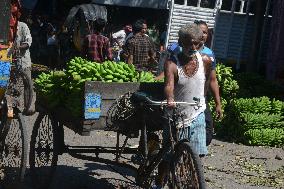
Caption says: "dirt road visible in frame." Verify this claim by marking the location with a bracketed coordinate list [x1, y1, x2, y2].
[15, 114, 284, 189]
[204, 139, 284, 189]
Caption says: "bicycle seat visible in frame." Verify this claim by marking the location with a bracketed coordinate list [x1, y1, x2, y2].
[130, 92, 153, 104]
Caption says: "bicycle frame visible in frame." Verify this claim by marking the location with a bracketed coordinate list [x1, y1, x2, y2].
[133, 92, 200, 157]
[0, 51, 31, 119]
[136, 96, 200, 187]
[139, 110, 174, 165]
[6, 48, 34, 116]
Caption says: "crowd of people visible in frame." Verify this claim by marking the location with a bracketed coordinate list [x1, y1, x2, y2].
[81, 18, 164, 72]
[25, 14, 68, 69]
[20, 14, 166, 71]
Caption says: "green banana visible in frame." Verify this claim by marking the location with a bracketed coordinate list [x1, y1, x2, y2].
[108, 61, 116, 72]
[105, 69, 114, 75]
[105, 75, 114, 80]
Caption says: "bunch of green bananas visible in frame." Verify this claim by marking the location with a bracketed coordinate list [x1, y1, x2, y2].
[215, 64, 239, 99]
[244, 128, 284, 146]
[137, 70, 155, 82]
[232, 97, 272, 114]
[34, 70, 68, 108]
[35, 69, 85, 116]
[65, 57, 156, 83]
[209, 63, 284, 147]
[231, 97, 284, 115]
[217, 97, 284, 146]
[34, 57, 161, 117]
[271, 99, 284, 114]
[241, 112, 284, 130]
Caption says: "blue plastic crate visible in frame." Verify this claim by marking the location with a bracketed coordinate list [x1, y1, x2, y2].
[0, 61, 11, 89]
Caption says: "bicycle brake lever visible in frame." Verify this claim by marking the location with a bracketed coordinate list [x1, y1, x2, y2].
[193, 97, 200, 103]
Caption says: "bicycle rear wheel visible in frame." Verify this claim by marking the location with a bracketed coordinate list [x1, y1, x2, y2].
[9, 68, 33, 114]
[168, 142, 205, 189]
[0, 112, 28, 187]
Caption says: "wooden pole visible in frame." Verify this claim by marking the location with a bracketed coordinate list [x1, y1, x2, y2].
[224, 0, 237, 59]
[266, 0, 284, 82]
[247, 0, 266, 73]
[197, 0, 201, 7]
[236, 0, 251, 71]
[256, 0, 271, 73]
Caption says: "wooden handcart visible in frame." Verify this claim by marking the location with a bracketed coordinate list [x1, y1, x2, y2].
[29, 81, 164, 188]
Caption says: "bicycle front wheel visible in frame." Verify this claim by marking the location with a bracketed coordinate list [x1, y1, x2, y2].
[0, 112, 28, 186]
[169, 142, 206, 189]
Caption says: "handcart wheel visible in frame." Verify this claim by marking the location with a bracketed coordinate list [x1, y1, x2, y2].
[0, 111, 28, 187]
[29, 110, 59, 189]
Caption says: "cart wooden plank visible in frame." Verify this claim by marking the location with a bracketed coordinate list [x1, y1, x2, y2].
[37, 81, 164, 136]
[83, 81, 164, 133]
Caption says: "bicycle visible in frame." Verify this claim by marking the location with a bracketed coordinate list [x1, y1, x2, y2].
[0, 52, 33, 186]
[130, 92, 206, 189]
[9, 48, 34, 115]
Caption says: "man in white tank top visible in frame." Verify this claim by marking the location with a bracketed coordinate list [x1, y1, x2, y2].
[152, 23, 217, 189]
[164, 23, 213, 156]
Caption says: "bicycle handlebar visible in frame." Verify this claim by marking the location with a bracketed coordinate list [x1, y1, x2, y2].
[132, 92, 201, 107]
[146, 99, 200, 107]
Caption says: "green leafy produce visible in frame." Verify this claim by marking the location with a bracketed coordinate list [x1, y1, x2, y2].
[217, 97, 284, 146]
[208, 63, 284, 147]
[244, 128, 284, 146]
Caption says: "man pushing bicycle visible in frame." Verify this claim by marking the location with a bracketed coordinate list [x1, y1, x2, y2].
[152, 23, 222, 189]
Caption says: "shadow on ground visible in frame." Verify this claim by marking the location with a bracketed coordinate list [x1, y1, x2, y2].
[21, 162, 138, 189]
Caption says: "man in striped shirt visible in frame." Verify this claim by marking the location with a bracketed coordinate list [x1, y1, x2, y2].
[123, 19, 156, 71]
[82, 18, 113, 63]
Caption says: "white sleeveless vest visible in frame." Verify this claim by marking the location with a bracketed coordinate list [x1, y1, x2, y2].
[174, 52, 206, 120]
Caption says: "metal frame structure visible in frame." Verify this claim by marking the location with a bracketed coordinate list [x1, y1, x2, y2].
[165, 0, 221, 48]
[165, 0, 272, 69]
